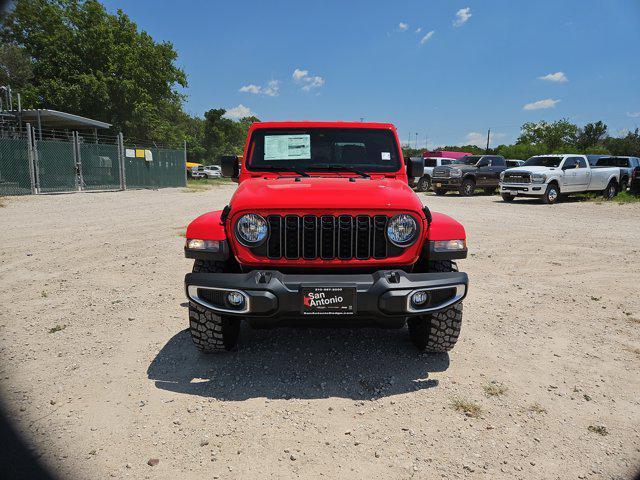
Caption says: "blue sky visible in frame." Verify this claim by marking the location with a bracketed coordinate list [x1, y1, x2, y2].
[103, 0, 640, 149]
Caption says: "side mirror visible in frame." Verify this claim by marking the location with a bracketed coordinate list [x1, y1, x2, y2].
[220, 155, 240, 178]
[406, 156, 424, 178]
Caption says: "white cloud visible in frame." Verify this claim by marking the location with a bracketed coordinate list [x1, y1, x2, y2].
[239, 79, 280, 97]
[539, 72, 568, 83]
[420, 30, 435, 44]
[398, 22, 409, 31]
[453, 7, 472, 27]
[523, 98, 560, 110]
[627, 111, 640, 118]
[292, 68, 325, 91]
[414, 27, 422, 33]
[223, 104, 255, 120]
[464, 131, 506, 148]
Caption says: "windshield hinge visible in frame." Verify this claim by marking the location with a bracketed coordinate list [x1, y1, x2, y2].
[220, 205, 231, 225]
[422, 206, 432, 226]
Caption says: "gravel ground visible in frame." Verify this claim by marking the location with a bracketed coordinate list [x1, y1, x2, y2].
[0, 186, 639, 480]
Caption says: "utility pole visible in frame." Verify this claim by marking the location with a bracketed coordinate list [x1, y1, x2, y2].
[407, 132, 411, 148]
[486, 128, 491, 152]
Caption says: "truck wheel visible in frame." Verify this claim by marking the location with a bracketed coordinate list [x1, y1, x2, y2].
[459, 179, 475, 196]
[501, 193, 515, 202]
[434, 189, 447, 196]
[602, 180, 618, 200]
[416, 176, 431, 192]
[408, 260, 463, 353]
[188, 260, 241, 353]
[542, 183, 560, 204]
[620, 178, 628, 193]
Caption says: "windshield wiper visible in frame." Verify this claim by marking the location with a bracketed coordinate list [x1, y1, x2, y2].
[253, 166, 309, 177]
[306, 164, 370, 178]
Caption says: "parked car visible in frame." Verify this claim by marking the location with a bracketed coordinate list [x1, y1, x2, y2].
[631, 161, 640, 195]
[593, 156, 640, 192]
[190, 165, 206, 179]
[412, 157, 460, 192]
[431, 155, 509, 196]
[183, 121, 469, 353]
[506, 159, 524, 167]
[202, 165, 222, 178]
[500, 154, 620, 204]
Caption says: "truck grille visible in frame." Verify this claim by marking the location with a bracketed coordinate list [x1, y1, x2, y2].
[503, 172, 531, 183]
[265, 214, 388, 260]
[432, 167, 451, 178]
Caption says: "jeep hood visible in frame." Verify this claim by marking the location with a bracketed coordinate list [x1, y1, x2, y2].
[229, 177, 425, 213]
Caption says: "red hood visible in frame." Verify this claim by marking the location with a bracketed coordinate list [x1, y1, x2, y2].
[229, 176, 425, 214]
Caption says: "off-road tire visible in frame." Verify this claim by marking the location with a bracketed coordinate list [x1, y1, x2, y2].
[602, 180, 618, 200]
[459, 178, 476, 196]
[434, 189, 447, 196]
[408, 260, 463, 352]
[189, 260, 241, 353]
[501, 193, 515, 202]
[620, 178, 628, 193]
[542, 183, 560, 205]
[416, 176, 431, 192]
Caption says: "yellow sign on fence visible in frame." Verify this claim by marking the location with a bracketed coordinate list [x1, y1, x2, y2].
[135, 149, 145, 158]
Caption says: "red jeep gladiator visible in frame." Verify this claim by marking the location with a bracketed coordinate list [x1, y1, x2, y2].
[184, 122, 469, 353]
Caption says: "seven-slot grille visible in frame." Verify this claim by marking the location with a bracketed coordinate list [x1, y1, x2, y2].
[265, 214, 389, 260]
[503, 171, 531, 183]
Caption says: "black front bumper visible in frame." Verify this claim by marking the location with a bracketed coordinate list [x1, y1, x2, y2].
[185, 269, 468, 326]
[431, 178, 462, 189]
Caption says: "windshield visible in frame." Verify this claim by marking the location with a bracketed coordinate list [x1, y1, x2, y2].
[596, 157, 627, 167]
[524, 156, 563, 167]
[459, 155, 482, 165]
[247, 128, 401, 173]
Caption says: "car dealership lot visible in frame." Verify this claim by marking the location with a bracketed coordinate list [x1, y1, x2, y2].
[0, 187, 639, 479]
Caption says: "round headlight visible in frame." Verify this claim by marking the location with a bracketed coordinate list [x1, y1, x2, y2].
[386, 214, 418, 247]
[235, 214, 268, 246]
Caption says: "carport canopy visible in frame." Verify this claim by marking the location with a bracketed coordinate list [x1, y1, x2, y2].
[13, 109, 111, 130]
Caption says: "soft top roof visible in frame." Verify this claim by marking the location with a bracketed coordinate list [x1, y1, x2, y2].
[250, 121, 396, 131]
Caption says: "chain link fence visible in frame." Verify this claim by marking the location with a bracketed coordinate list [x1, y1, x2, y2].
[0, 124, 187, 196]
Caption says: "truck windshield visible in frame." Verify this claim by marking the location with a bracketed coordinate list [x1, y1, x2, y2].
[524, 156, 563, 167]
[596, 157, 627, 167]
[459, 156, 482, 165]
[247, 128, 401, 173]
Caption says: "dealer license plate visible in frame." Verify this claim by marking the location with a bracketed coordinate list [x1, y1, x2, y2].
[301, 287, 356, 315]
[435, 182, 442, 187]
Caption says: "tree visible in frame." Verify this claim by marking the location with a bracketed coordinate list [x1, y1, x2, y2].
[517, 119, 578, 151]
[495, 143, 547, 160]
[576, 121, 608, 150]
[202, 109, 259, 161]
[0, 43, 33, 88]
[604, 129, 640, 157]
[1, 0, 187, 143]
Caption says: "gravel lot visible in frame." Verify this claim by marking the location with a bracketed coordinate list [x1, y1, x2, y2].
[1, 186, 639, 479]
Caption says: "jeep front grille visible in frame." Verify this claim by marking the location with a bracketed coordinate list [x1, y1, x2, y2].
[264, 214, 388, 260]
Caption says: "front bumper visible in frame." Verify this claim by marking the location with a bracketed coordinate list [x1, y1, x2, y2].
[185, 269, 468, 324]
[500, 183, 545, 196]
[432, 177, 462, 189]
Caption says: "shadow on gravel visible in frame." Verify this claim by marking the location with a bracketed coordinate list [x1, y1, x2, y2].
[147, 326, 449, 400]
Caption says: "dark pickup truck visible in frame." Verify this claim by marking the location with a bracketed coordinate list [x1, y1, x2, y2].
[431, 155, 509, 196]
[593, 156, 640, 192]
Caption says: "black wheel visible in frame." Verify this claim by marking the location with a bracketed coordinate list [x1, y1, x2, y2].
[434, 189, 447, 196]
[408, 260, 463, 353]
[620, 178, 628, 193]
[459, 178, 476, 196]
[188, 260, 241, 353]
[602, 180, 618, 200]
[501, 193, 515, 202]
[542, 183, 560, 204]
[483, 187, 496, 195]
[416, 176, 431, 192]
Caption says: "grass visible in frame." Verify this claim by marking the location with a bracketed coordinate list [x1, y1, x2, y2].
[573, 190, 640, 204]
[48, 324, 66, 334]
[588, 425, 609, 436]
[527, 403, 547, 414]
[183, 177, 234, 192]
[483, 381, 507, 397]
[451, 398, 483, 418]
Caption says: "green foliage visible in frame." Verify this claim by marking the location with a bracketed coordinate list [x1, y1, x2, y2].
[1, 0, 187, 144]
[604, 129, 640, 157]
[517, 119, 579, 151]
[495, 142, 547, 160]
[576, 121, 608, 150]
[0, 43, 33, 88]
[203, 109, 258, 160]
[436, 145, 486, 155]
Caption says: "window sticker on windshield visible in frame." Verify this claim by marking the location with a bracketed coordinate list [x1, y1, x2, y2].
[381, 152, 391, 160]
[264, 135, 311, 160]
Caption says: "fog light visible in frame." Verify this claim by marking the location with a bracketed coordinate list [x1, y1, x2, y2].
[226, 291, 245, 307]
[411, 290, 429, 307]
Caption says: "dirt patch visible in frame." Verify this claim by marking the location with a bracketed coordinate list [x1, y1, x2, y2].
[0, 188, 639, 479]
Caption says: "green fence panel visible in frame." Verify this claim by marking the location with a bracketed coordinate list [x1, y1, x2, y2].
[36, 139, 77, 193]
[0, 137, 32, 196]
[124, 147, 185, 189]
[80, 143, 121, 190]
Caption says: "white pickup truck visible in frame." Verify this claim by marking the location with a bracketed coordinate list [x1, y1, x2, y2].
[499, 154, 620, 204]
[412, 157, 460, 191]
